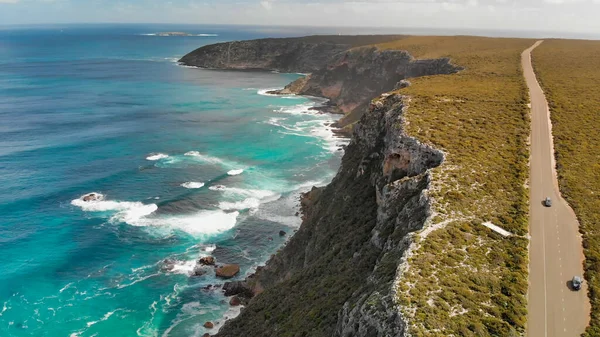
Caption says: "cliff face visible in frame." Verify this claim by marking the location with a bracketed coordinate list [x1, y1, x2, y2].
[178, 35, 406, 73]
[216, 94, 444, 337]
[277, 48, 460, 126]
[180, 37, 461, 128]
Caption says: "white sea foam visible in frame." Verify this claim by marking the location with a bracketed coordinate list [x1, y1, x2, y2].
[274, 118, 349, 153]
[257, 88, 282, 96]
[146, 153, 169, 161]
[210, 185, 276, 199]
[227, 169, 244, 176]
[0, 301, 9, 317]
[59, 282, 74, 294]
[71, 194, 159, 223]
[140, 33, 218, 37]
[203, 244, 216, 253]
[180, 182, 205, 189]
[72, 193, 238, 236]
[169, 260, 197, 275]
[128, 210, 240, 236]
[275, 103, 319, 116]
[212, 305, 243, 333]
[218, 198, 261, 211]
[86, 309, 120, 328]
[184, 151, 223, 164]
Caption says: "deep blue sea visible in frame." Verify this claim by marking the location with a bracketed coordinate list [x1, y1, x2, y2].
[0, 24, 347, 337]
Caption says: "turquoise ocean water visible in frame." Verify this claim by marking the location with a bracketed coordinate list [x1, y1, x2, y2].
[0, 24, 347, 336]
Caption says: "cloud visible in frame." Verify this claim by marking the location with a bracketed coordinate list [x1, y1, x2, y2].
[0, 0, 20, 3]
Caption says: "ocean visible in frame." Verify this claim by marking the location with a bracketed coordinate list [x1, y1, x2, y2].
[0, 24, 347, 337]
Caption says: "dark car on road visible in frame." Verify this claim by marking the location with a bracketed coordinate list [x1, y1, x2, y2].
[544, 197, 552, 207]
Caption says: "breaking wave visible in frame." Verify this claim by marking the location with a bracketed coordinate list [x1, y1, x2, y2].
[227, 169, 244, 176]
[180, 182, 205, 189]
[146, 153, 169, 161]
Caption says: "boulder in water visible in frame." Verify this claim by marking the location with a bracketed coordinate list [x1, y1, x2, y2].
[279, 230, 287, 237]
[198, 256, 215, 266]
[215, 264, 240, 278]
[82, 193, 101, 202]
[203, 321, 214, 329]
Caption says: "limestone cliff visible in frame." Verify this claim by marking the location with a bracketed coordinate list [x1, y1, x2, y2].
[274, 47, 460, 126]
[180, 37, 461, 128]
[215, 94, 444, 337]
[178, 35, 405, 73]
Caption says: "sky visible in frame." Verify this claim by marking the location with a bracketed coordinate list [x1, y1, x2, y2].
[1, 0, 599, 36]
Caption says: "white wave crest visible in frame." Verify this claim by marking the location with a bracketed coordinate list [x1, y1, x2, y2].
[72, 193, 158, 225]
[169, 260, 197, 275]
[180, 182, 205, 189]
[227, 169, 244, 176]
[86, 309, 120, 328]
[209, 185, 276, 199]
[128, 210, 239, 236]
[203, 244, 216, 253]
[146, 153, 169, 161]
[275, 103, 319, 116]
[218, 198, 261, 211]
[257, 88, 282, 96]
[184, 151, 224, 164]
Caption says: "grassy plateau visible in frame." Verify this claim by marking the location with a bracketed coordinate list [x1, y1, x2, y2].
[376, 36, 534, 336]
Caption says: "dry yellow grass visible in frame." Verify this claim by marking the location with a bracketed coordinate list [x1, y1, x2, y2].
[532, 39, 600, 337]
[377, 36, 534, 336]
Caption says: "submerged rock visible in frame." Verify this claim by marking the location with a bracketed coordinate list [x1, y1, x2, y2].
[198, 256, 216, 266]
[215, 264, 240, 279]
[82, 193, 101, 202]
[193, 266, 207, 277]
[279, 230, 287, 237]
[160, 259, 176, 272]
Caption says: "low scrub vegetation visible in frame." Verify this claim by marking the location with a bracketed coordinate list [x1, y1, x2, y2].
[533, 39, 600, 336]
[377, 36, 533, 336]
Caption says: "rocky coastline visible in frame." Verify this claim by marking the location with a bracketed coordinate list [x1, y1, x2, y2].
[178, 36, 461, 336]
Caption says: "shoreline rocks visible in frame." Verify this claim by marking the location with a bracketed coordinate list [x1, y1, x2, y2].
[215, 264, 240, 279]
[198, 256, 216, 266]
[82, 193, 101, 202]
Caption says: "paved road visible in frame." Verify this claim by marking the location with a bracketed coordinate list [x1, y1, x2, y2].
[524, 41, 590, 337]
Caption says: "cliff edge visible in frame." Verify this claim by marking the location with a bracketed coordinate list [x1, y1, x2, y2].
[178, 35, 405, 73]
[180, 36, 467, 336]
[215, 93, 443, 337]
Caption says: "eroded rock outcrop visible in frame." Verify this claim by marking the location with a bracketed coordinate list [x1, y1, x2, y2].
[178, 35, 405, 73]
[215, 93, 443, 337]
[272, 48, 460, 126]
